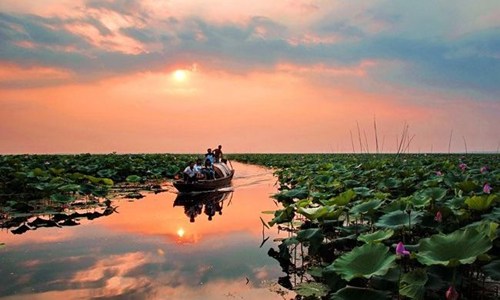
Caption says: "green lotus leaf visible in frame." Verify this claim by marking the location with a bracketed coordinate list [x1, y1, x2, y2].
[350, 199, 382, 215]
[375, 210, 423, 229]
[57, 184, 81, 192]
[421, 187, 447, 201]
[294, 282, 329, 297]
[399, 269, 428, 300]
[165, 165, 180, 176]
[298, 206, 329, 220]
[465, 195, 497, 211]
[326, 189, 356, 206]
[331, 243, 396, 281]
[268, 206, 294, 226]
[50, 193, 75, 202]
[125, 175, 142, 183]
[273, 187, 308, 201]
[97, 169, 117, 178]
[358, 229, 394, 244]
[353, 187, 372, 197]
[330, 287, 390, 300]
[483, 260, 500, 280]
[457, 180, 479, 192]
[416, 228, 492, 267]
[297, 228, 324, 254]
[100, 178, 114, 186]
[465, 221, 498, 241]
[483, 207, 500, 222]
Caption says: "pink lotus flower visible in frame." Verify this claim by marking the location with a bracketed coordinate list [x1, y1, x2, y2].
[446, 286, 459, 300]
[396, 242, 410, 256]
[483, 183, 492, 194]
[480, 166, 488, 173]
[459, 163, 467, 171]
[435, 171, 443, 176]
[435, 211, 442, 222]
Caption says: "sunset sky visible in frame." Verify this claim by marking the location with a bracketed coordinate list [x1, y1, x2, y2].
[1, 0, 499, 153]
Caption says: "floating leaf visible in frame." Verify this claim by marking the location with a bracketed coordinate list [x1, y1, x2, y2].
[330, 287, 390, 300]
[273, 187, 308, 202]
[421, 187, 447, 201]
[294, 282, 329, 297]
[331, 243, 396, 281]
[50, 193, 75, 202]
[416, 228, 492, 267]
[125, 175, 142, 183]
[375, 210, 423, 229]
[358, 229, 394, 244]
[399, 269, 428, 300]
[326, 189, 356, 206]
[350, 199, 382, 215]
[465, 195, 497, 211]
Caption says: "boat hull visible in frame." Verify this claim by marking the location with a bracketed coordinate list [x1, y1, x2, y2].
[173, 169, 234, 193]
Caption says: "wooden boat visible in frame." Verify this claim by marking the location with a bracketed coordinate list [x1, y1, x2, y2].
[173, 161, 235, 193]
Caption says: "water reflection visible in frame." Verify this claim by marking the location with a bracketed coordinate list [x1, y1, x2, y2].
[174, 191, 232, 222]
[0, 198, 117, 235]
[0, 162, 293, 299]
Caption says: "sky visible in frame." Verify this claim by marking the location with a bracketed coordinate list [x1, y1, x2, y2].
[0, 0, 499, 154]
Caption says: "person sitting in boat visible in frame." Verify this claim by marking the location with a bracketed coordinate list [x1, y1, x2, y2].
[213, 145, 223, 162]
[183, 161, 197, 183]
[194, 158, 205, 179]
[205, 148, 215, 164]
[202, 159, 215, 180]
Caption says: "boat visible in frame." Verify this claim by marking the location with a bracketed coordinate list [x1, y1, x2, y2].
[173, 161, 235, 193]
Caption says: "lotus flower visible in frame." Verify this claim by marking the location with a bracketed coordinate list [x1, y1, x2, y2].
[483, 183, 492, 194]
[480, 166, 488, 173]
[435, 171, 443, 176]
[396, 242, 410, 256]
[459, 163, 467, 171]
[446, 286, 459, 300]
[434, 211, 442, 223]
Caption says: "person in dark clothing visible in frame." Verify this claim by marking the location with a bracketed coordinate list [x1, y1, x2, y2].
[213, 145, 223, 162]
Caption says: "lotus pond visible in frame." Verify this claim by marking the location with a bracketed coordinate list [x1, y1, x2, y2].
[228, 153, 500, 299]
[1, 153, 499, 300]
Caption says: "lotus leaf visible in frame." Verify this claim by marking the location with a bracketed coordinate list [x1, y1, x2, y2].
[353, 187, 372, 197]
[330, 287, 390, 300]
[375, 210, 423, 229]
[483, 207, 500, 222]
[331, 243, 396, 281]
[297, 206, 328, 220]
[416, 228, 492, 267]
[350, 199, 382, 215]
[465, 221, 498, 241]
[399, 269, 428, 300]
[483, 260, 500, 280]
[325, 189, 356, 206]
[50, 193, 75, 202]
[294, 282, 329, 297]
[125, 175, 142, 183]
[421, 187, 447, 201]
[165, 165, 180, 176]
[358, 229, 394, 244]
[273, 187, 308, 201]
[465, 195, 497, 211]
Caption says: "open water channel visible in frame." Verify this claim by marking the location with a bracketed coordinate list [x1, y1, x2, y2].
[0, 162, 294, 299]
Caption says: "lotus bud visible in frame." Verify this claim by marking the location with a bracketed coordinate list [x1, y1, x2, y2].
[434, 211, 442, 223]
[435, 171, 443, 176]
[480, 166, 488, 173]
[483, 183, 492, 194]
[396, 242, 410, 256]
[446, 286, 459, 300]
[459, 163, 467, 171]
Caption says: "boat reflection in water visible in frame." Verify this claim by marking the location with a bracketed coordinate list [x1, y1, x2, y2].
[173, 190, 233, 222]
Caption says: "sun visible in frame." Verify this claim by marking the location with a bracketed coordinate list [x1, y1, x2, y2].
[173, 69, 188, 82]
[177, 228, 185, 238]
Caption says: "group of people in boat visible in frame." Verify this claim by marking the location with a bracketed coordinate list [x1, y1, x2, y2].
[182, 145, 224, 182]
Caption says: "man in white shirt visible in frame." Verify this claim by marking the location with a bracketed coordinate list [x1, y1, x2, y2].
[183, 161, 197, 182]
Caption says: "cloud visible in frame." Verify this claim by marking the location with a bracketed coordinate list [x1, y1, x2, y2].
[0, 0, 498, 97]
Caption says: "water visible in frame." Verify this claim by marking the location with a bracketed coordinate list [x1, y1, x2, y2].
[0, 162, 293, 299]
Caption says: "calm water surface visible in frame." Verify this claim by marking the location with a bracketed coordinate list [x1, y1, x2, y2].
[0, 162, 293, 299]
